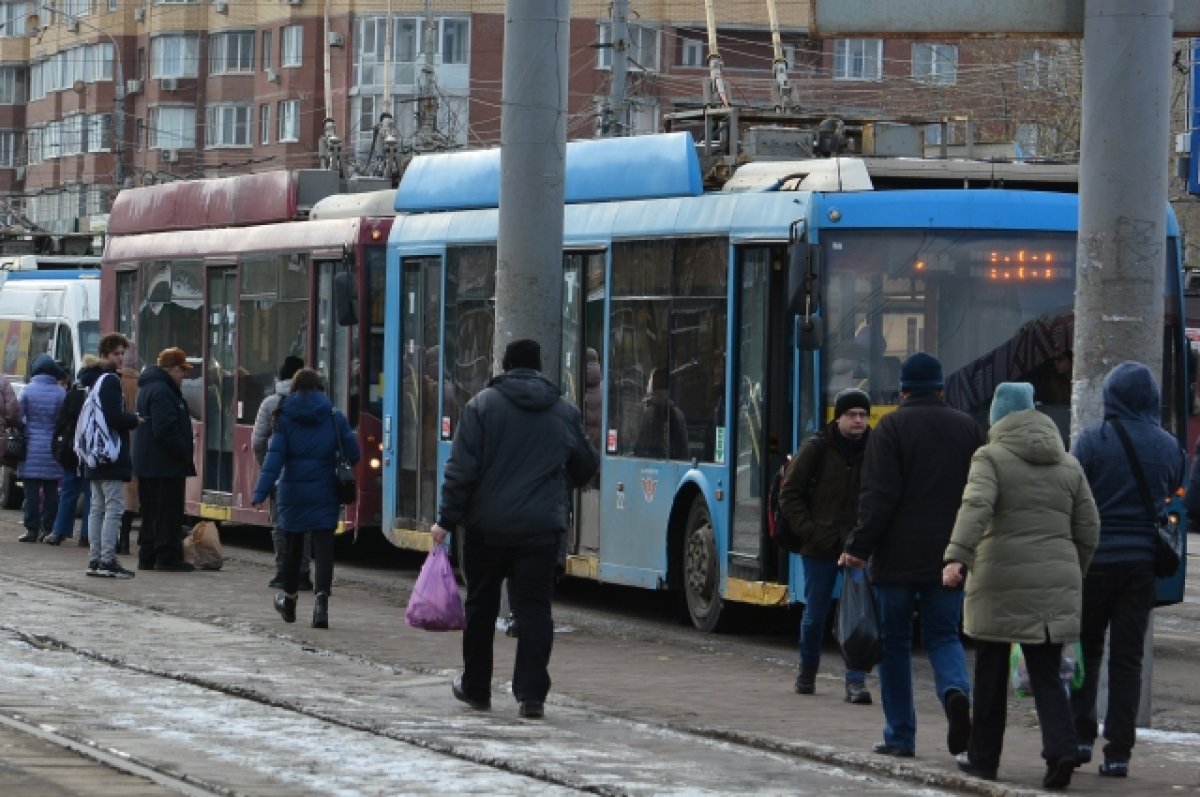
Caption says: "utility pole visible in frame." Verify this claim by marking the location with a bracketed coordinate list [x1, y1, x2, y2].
[416, 0, 440, 151]
[601, 0, 629, 137]
[493, 0, 569, 385]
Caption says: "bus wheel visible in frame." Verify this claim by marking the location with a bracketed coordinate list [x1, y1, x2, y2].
[0, 466, 21, 510]
[682, 496, 725, 632]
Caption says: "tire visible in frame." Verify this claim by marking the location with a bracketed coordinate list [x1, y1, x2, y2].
[0, 466, 22, 510]
[682, 495, 726, 632]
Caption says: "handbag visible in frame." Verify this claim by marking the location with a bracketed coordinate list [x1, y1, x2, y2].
[1111, 419, 1181, 579]
[330, 409, 356, 506]
[2, 422, 26, 468]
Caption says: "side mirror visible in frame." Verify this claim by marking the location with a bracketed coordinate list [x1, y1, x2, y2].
[333, 271, 358, 327]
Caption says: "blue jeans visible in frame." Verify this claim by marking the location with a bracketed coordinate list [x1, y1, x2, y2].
[52, 470, 90, 539]
[799, 555, 865, 682]
[875, 582, 971, 751]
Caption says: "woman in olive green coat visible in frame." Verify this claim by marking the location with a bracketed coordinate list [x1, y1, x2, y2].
[943, 382, 1099, 790]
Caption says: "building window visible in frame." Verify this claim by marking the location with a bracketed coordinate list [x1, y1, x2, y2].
[261, 29, 272, 70]
[0, 130, 20, 167]
[63, 114, 83, 156]
[0, 67, 22, 104]
[281, 25, 303, 68]
[0, 3, 28, 37]
[149, 105, 196, 149]
[278, 99, 299, 142]
[27, 127, 40, 165]
[61, 0, 88, 16]
[441, 18, 468, 65]
[151, 35, 200, 78]
[680, 38, 703, 68]
[833, 38, 882, 80]
[44, 120, 61, 160]
[205, 104, 252, 147]
[597, 22, 659, 72]
[259, 102, 271, 144]
[912, 43, 957, 85]
[87, 114, 112, 152]
[1019, 49, 1058, 91]
[210, 31, 255, 75]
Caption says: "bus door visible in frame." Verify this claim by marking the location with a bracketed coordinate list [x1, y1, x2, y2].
[560, 252, 606, 557]
[730, 245, 792, 583]
[396, 256, 443, 530]
[203, 267, 236, 496]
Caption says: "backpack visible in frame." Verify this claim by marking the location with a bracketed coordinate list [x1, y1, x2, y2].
[74, 373, 121, 469]
[768, 435, 825, 554]
[52, 384, 88, 470]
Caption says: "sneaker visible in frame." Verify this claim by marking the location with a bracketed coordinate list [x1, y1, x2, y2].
[17, 531, 38, 543]
[844, 680, 872, 705]
[452, 674, 491, 711]
[85, 560, 99, 576]
[97, 560, 135, 579]
[518, 701, 544, 719]
[943, 688, 972, 755]
[1098, 759, 1129, 778]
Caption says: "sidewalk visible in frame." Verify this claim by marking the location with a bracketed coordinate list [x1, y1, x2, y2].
[0, 521, 1196, 796]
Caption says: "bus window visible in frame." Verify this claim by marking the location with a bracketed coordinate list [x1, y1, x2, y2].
[364, 246, 386, 420]
[140, 260, 204, 419]
[54, 323, 74, 377]
[443, 246, 497, 432]
[77, 320, 100, 364]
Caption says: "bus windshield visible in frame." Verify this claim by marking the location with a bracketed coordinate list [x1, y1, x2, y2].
[820, 230, 1077, 430]
[78, 320, 100, 364]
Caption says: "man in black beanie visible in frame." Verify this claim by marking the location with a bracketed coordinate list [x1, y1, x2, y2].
[780, 387, 873, 704]
[432, 338, 598, 719]
[841, 352, 985, 759]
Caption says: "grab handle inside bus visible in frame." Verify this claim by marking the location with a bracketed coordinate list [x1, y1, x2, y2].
[333, 271, 358, 326]
[787, 228, 821, 350]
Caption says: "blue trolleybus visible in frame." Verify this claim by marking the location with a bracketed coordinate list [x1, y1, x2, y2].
[381, 132, 1189, 629]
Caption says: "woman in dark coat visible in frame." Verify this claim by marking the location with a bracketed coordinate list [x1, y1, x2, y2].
[17, 353, 65, 542]
[252, 369, 360, 629]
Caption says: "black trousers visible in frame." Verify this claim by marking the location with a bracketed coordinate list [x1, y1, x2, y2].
[969, 638, 1075, 769]
[137, 477, 186, 566]
[461, 534, 559, 704]
[283, 531, 335, 595]
[1070, 562, 1156, 762]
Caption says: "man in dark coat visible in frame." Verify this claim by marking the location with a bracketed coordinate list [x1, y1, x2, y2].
[133, 347, 198, 572]
[431, 339, 599, 719]
[82, 332, 140, 579]
[1071, 362, 1185, 777]
[841, 352, 985, 759]
[780, 387, 872, 704]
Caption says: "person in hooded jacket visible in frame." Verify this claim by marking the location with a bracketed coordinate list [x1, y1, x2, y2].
[944, 382, 1099, 790]
[133, 348, 198, 571]
[252, 368, 359, 629]
[48, 358, 94, 546]
[82, 333, 140, 578]
[431, 339, 599, 720]
[1069, 362, 1185, 778]
[17, 353, 65, 542]
[251, 355, 311, 590]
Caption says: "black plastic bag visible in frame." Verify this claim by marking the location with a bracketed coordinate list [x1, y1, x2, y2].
[837, 567, 882, 673]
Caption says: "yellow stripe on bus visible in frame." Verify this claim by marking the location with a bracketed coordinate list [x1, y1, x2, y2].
[724, 577, 789, 607]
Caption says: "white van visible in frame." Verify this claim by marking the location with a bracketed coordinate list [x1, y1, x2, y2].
[0, 272, 101, 507]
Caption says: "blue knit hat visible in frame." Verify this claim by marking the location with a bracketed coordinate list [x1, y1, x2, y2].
[899, 352, 943, 391]
[989, 382, 1035, 425]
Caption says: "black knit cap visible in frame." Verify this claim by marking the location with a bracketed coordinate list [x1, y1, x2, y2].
[502, 339, 542, 372]
[834, 387, 871, 418]
[279, 356, 305, 380]
[899, 352, 944, 391]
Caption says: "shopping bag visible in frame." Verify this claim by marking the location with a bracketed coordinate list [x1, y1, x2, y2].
[1009, 641, 1084, 698]
[405, 546, 465, 631]
[836, 567, 882, 672]
[183, 520, 224, 570]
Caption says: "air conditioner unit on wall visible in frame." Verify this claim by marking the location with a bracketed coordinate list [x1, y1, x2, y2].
[265, 68, 279, 83]
[126, 79, 143, 95]
[134, 7, 146, 21]
[327, 31, 344, 48]
[163, 149, 180, 163]
[160, 77, 179, 91]
[214, 0, 228, 13]
[65, 19, 79, 33]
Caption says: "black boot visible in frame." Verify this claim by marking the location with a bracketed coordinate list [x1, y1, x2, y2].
[795, 665, 817, 695]
[274, 592, 297, 623]
[312, 593, 329, 629]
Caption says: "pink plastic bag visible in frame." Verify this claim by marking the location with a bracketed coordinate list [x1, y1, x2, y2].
[405, 546, 465, 631]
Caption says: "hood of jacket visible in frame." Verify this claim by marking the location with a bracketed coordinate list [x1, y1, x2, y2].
[30, 352, 64, 380]
[1102, 362, 1160, 424]
[137, 364, 182, 395]
[273, 378, 294, 397]
[988, 407, 1064, 466]
[279, 388, 334, 426]
[77, 361, 114, 388]
[488, 368, 560, 411]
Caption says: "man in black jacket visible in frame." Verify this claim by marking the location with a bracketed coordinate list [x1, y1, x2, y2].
[431, 339, 599, 719]
[840, 352, 985, 759]
[132, 348, 198, 572]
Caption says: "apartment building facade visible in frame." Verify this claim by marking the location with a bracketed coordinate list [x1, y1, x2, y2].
[0, 0, 1076, 238]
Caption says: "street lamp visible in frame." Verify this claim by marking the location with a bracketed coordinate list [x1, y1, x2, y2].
[27, 5, 126, 192]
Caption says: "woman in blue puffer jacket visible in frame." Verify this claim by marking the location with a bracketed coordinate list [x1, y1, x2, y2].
[252, 368, 359, 629]
[17, 353, 65, 543]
